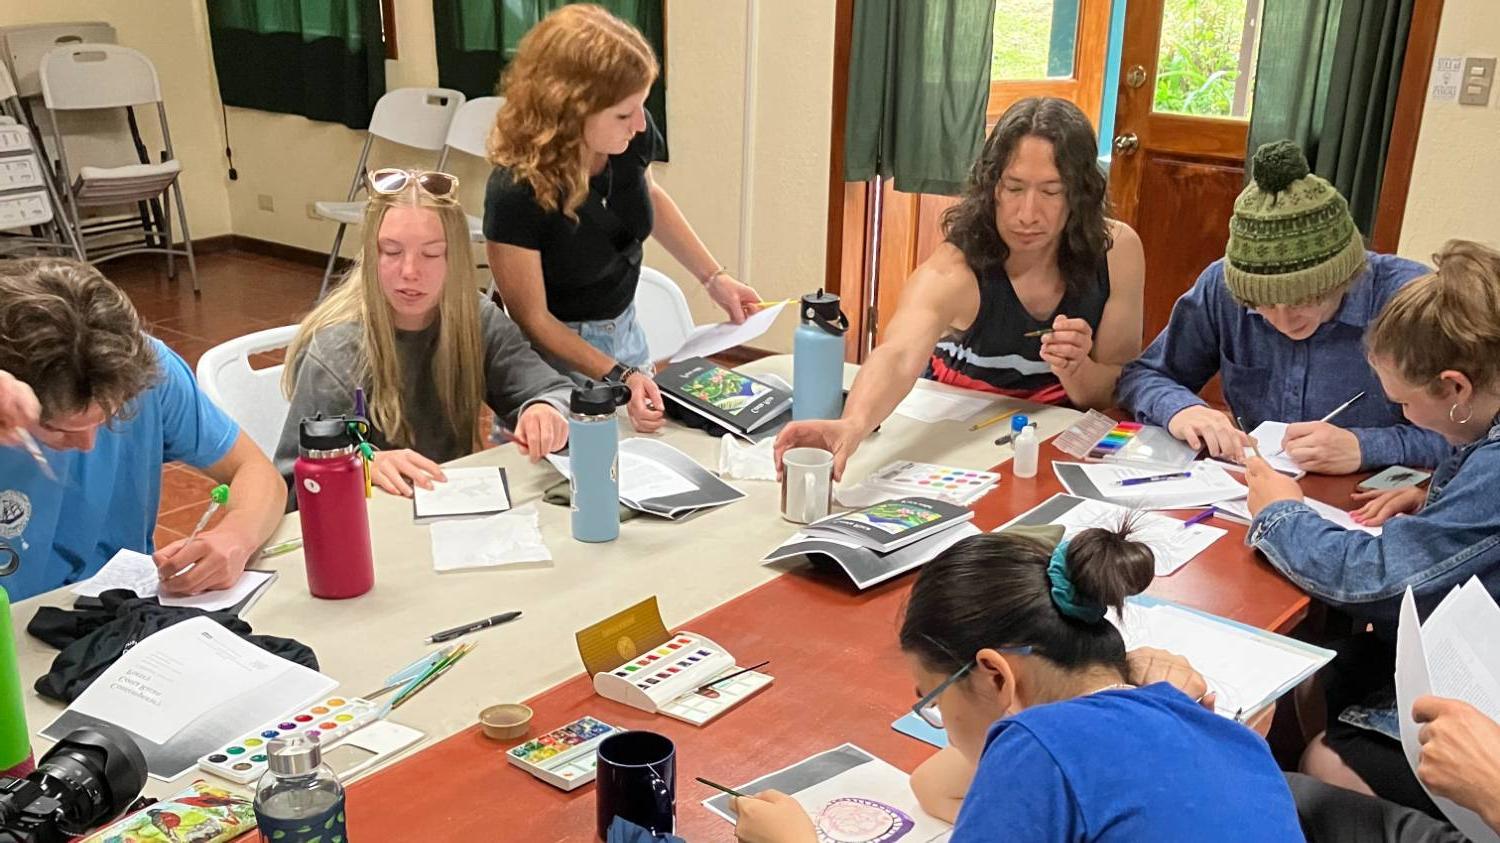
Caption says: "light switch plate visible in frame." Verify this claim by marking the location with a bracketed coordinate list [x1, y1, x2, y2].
[1459, 57, 1496, 106]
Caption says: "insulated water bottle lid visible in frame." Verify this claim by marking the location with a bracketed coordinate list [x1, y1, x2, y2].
[298, 415, 356, 451]
[570, 380, 631, 415]
[266, 734, 321, 776]
[800, 289, 849, 336]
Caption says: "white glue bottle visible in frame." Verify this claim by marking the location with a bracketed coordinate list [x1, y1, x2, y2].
[1013, 415, 1039, 478]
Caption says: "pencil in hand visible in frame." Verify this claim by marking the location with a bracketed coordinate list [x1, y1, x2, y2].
[1023, 328, 1055, 338]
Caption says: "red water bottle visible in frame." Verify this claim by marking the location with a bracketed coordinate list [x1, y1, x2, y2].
[293, 416, 374, 599]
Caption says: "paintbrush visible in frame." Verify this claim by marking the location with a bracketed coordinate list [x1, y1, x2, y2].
[694, 660, 770, 695]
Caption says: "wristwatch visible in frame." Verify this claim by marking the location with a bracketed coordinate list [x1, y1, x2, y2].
[604, 362, 638, 383]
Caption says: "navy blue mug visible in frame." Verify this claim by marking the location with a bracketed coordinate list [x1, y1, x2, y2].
[595, 730, 676, 840]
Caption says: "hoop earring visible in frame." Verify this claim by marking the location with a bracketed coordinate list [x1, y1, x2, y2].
[1449, 403, 1474, 424]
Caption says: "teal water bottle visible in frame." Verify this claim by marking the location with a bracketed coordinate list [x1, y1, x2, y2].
[0, 586, 33, 778]
[792, 289, 849, 421]
[569, 381, 631, 543]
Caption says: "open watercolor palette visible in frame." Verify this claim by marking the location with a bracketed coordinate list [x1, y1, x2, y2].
[593, 632, 772, 726]
[505, 715, 622, 791]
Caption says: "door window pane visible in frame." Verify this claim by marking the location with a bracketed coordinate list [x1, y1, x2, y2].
[1152, 0, 1263, 118]
[992, 0, 1080, 81]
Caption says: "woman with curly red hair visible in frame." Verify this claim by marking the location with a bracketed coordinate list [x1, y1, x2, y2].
[484, 4, 761, 433]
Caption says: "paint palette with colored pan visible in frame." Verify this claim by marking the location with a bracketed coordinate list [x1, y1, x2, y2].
[593, 631, 773, 726]
[197, 697, 380, 783]
[505, 715, 622, 791]
[864, 461, 1000, 505]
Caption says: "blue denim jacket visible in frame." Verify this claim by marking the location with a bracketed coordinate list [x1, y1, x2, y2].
[1116, 253, 1451, 470]
[1250, 417, 1500, 631]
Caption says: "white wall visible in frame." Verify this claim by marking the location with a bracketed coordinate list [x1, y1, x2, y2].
[1, 0, 837, 353]
[1398, 0, 1500, 261]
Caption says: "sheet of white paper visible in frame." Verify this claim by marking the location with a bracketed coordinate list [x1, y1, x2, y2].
[1037, 497, 1227, 576]
[65, 617, 301, 745]
[891, 387, 995, 425]
[619, 450, 696, 502]
[413, 466, 510, 519]
[1395, 587, 1500, 843]
[431, 503, 551, 572]
[1079, 461, 1247, 509]
[1245, 421, 1305, 476]
[1115, 602, 1330, 718]
[668, 302, 789, 363]
[1213, 496, 1382, 536]
[718, 433, 778, 481]
[72, 549, 273, 613]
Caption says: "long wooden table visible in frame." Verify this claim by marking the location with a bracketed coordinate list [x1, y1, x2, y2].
[338, 442, 1349, 842]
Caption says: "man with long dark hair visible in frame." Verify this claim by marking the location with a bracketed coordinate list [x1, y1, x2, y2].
[775, 97, 1145, 479]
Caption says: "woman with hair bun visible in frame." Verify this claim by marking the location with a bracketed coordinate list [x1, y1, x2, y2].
[484, 4, 762, 434]
[731, 525, 1303, 842]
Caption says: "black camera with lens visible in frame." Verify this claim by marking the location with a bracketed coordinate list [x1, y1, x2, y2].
[0, 725, 147, 843]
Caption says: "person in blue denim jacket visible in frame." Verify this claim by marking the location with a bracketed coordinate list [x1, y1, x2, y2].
[1116, 141, 1450, 475]
[1245, 239, 1500, 819]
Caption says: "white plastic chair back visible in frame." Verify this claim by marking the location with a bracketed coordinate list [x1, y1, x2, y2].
[368, 87, 464, 151]
[634, 267, 697, 361]
[39, 44, 161, 110]
[0, 21, 116, 97]
[444, 96, 502, 159]
[195, 325, 299, 459]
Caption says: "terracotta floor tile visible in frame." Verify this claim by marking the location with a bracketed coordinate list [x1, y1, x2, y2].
[158, 463, 217, 515]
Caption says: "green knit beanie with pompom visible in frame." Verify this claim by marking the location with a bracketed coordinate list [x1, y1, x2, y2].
[1224, 140, 1366, 306]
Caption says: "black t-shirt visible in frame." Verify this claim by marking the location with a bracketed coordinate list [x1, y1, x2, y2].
[483, 111, 663, 322]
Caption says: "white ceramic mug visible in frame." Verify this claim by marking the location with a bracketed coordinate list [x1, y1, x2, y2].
[781, 447, 834, 524]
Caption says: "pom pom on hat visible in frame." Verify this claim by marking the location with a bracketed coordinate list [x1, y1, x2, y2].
[1251, 140, 1311, 194]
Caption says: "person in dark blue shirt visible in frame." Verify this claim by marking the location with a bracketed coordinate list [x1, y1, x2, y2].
[732, 525, 1304, 843]
[1116, 141, 1449, 475]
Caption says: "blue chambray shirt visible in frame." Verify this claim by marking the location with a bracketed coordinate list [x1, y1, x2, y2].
[1250, 417, 1500, 631]
[1116, 253, 1452, 470]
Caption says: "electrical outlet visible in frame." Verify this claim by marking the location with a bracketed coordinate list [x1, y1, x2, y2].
[1460, 57, 1496, 106]
[306, 202, 321, 220]
[256, 193, 274, 212]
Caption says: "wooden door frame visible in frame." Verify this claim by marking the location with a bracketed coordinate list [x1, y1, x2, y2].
[823, 0, 1445, 360]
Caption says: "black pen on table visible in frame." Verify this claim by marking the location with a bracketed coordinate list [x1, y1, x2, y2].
[426, 610, 522, 644]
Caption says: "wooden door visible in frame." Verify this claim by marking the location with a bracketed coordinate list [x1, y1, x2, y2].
[1106, 0, 1261, 343]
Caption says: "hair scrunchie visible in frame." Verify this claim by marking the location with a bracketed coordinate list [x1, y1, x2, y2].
[1046, 540, 1106, 624]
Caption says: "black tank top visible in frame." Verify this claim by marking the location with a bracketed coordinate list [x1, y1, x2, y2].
[925, 259, 1111, 405]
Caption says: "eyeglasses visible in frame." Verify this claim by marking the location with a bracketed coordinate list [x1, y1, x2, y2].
[911, 645, 1032, 729]
[367, 168, 460, 201]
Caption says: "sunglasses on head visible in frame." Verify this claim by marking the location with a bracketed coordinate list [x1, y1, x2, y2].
[367, 168, 460, 200]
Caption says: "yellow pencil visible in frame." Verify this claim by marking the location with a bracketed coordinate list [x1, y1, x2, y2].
[968, 408, 1020, 432]
[753, 299, 795, 308]
[1022, 328, 1055, 338]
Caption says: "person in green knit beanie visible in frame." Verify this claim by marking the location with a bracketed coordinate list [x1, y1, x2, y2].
[1116, 140, 1452, 475]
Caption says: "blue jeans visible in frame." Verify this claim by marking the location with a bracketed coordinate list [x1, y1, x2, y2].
[549, 302, 653, 383]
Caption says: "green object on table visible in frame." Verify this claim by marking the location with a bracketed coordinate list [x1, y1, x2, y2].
[542, 479, 639, 521]
[0, 586, 32, 770]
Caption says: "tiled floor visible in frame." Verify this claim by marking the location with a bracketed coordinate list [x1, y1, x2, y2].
[107, 250, 322, 547]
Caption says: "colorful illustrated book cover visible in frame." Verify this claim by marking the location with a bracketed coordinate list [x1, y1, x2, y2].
[79, 778, 256, 843]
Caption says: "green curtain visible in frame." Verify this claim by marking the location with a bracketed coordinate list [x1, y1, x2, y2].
[844, 0, 997, 196]
[1247, 0, 1416, 236]
[206, 0, 385, 129]
[433, 0, 667, 159]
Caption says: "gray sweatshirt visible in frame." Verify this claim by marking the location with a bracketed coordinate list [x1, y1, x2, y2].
[274, 298, 574, 479]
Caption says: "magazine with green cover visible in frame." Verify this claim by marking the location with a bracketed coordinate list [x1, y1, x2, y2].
[803, 496, 973, 552]
[655, 358, 792, 434]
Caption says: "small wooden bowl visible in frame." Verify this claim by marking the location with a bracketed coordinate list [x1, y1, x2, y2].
[479, 703, 533, 740]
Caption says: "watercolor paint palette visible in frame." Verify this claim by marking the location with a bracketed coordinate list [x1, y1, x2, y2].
[197, 696, 379, 784]
[864, 461, 1000, 505]
[593, 631, 773, 726]
[505, 715, 623, 791]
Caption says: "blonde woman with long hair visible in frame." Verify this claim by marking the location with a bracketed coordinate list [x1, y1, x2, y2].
[278, 170, 573, 496]
[484, 4, 761, 434]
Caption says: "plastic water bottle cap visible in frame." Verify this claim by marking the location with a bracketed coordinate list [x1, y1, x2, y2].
[1011, 414, 1030, 433]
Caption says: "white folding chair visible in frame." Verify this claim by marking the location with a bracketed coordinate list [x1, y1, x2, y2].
[195, 325, 299, 459]
[442, 95, 503, 243]
[0, 60, 79, 258]
[634, 266, 698, 361]
[39, 43, 196, 289]
[314, 87, 465, 298]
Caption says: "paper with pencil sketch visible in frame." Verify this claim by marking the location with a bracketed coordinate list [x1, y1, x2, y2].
[702, 743, 952, 842]
[996, 493, 1225, 576]
[1059, 461, 1247, 510]
[668, 301, 789, 363]
[1244, 421, 1306, 477]
[71, 549, 275, 613]
[1213, 496, 1382, 536]
[1396, 582, 1500, 843]
[413, 466, 511, 520]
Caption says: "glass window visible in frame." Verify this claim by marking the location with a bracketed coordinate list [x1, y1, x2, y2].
[992, 0, 1080, 81]
[1152, 0, 1264, 119]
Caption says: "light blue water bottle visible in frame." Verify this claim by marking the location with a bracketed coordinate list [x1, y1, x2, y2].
[792, 289, 849, 421]
[568, 380, 631, 543]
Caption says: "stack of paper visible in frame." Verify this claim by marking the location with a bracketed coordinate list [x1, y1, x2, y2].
[997, 493, 1226, 576]
[72, 549, 277, 615]
[1053, 461, 1247, 510]
[549, 438, 745, 519]
[1396, 581, 1500, 843]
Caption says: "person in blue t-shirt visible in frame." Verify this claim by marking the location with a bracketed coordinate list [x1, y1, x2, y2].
[732, 525, 1304, 843]
[0, 258, 287, 602]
